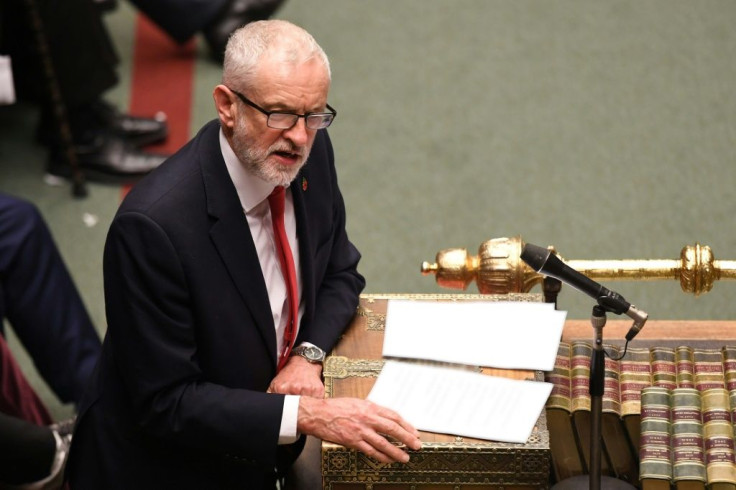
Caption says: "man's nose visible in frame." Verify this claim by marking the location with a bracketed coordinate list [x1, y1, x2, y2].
[282, 118, 309, 146]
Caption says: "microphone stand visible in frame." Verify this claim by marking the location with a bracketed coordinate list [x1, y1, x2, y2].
[552, 305, 637, 490]
[517, 242, 648, 488]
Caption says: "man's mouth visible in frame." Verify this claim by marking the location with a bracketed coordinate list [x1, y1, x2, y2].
[272, 149, 302, 165]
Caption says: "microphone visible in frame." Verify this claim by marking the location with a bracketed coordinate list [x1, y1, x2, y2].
[520, 243, 648, 341]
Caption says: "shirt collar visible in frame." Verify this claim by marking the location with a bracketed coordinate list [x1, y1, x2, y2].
[219, 127, 278, 213]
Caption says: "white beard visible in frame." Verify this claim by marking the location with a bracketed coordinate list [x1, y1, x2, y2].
[231, 117, 309, 187]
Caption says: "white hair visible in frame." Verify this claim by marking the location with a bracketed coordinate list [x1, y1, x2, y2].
[222, 20, 331, 90]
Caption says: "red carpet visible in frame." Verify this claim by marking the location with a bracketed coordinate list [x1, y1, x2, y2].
[124, 13, 197, 195]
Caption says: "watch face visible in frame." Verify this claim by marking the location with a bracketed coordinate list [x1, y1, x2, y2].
[304, 346, 320, 359]
[299, 345, 325, 362]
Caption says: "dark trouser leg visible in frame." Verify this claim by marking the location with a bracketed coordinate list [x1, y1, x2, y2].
[0, 411, 56, 485]
[127, 0, 227, 43]
[0, 194, 101, 405]
[3, 0, 119, 110]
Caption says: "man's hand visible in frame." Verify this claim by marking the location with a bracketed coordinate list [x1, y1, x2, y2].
[268, 355, 324, 397]
[297, 397, 422, 464]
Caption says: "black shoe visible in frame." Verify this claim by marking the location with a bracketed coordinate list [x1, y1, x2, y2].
[93, 0, 118, 13]
[202, 0, 286, 62]
[46, 135, 168, 183]
[49, 417, 76, 438]
[40, 418, 74, 490]
[1, 419, 76, 490]
[74, 99, 169, 148]
[38, 99, 169, 149]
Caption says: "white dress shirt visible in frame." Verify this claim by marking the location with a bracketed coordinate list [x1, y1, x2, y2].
[219, 129, 302, 444]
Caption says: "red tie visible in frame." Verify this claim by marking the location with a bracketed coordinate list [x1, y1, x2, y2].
[268, 186, 299, 371]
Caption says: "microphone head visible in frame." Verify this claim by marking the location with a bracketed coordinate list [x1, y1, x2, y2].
[520, 243, 551, 272]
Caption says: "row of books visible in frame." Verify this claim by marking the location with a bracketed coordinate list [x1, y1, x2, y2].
[545, 341, 736, 487]
[639, 385, 736, 490]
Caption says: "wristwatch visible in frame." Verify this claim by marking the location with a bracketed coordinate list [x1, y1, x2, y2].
[291, 344, 326, 364]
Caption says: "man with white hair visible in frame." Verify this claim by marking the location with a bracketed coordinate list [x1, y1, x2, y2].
[67, 20, 420, 489]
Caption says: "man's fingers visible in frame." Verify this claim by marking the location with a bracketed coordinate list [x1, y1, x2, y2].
[354, 440, 393, 464]
[358, 433, 411, 464]
[297, 397, 422, 463]
[303, 382, 324, 398]
[360, 410, 421, 462]
[370, 409, 422, 450]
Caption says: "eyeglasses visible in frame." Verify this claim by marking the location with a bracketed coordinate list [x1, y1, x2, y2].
[229, 88, 336, 130]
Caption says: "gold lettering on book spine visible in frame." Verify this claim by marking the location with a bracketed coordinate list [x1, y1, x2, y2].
[619, 348, 652, 419]
[702, 388, 736, 485]
[546, 342, 572, 411]
[694, 349, 726, 391]
[651, 347, 677, 390]
[571, 341, 592, 412]
[640, 387, 672, 481]
[722, 346, 736, 391]
[676, 346, 696, 389]
[671, 388, 707, 485]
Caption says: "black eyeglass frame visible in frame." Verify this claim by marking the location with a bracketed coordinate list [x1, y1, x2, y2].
[228, 87, 337, 130]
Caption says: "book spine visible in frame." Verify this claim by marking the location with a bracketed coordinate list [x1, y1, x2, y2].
[671, 387, 707, 485]
[694, 348, 726, 392]
[620, 347, 653, 417]
[546, 341, 572, 412]
[602, 343, 640, 483]
[571, 341, 592, 413]
[545, 341, 585, 481]
[676, 345, 696, 389]
[620, 347, 653, 453]
[639, 386, 672, 483]
[651, 346, 677, 390]
[603, 344, 622, 416]
[722, 346, 736, 392]
[702, 388, 736, 485]
[731, 390, 736, 439]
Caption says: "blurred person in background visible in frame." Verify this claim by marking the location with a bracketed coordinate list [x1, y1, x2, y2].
[1, 0, 169, 180]
[0, 192, 103, 488]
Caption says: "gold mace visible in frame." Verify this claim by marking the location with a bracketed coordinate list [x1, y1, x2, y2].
[421, 236, 736, 297]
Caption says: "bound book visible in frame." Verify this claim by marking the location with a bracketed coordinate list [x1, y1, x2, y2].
[639, 386, 672, 490]
[702, 388, 736, 490]
[651, 346, 677, 390]
[693, 348, 726, 392]
[639, 385, 736, 490]
[671, 387, 706, 490]
[676, 346, 696, 389]
[602, 343, 639, 483]
[544, 341, 585, 481]
[570, 340, 613, 476]
[620, 346, 653, 451]
[722, 346, 736, 392]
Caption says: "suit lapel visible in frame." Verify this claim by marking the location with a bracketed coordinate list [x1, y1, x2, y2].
[291, 174, 315, 342]
[199, 124, 278, 368]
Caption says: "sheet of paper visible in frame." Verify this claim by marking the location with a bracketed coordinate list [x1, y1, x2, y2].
[368, 360, 553, 444]
[382, 300, 565, 371]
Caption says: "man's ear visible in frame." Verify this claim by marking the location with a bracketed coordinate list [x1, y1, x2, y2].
[213, 85, 237, 129]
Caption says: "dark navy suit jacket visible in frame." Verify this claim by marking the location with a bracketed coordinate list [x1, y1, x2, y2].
[67, 120, 365, 488]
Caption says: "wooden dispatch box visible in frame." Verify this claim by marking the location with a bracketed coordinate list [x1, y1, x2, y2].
[321, 293, 552, 490]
